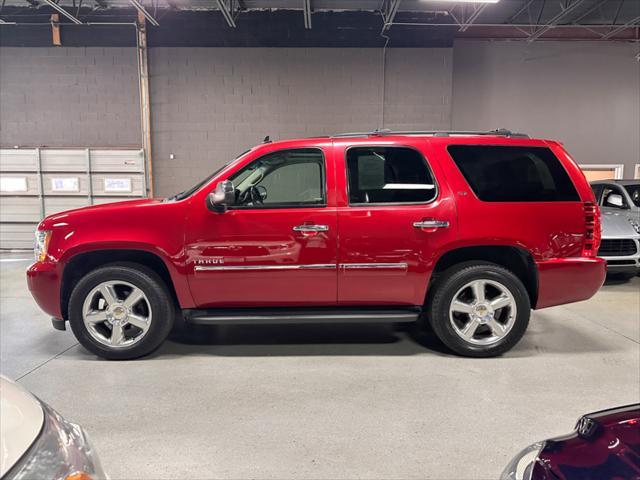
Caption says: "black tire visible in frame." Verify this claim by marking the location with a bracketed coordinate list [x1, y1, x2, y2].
[426, 262, 530, 358]
[68, 262, 175, 360]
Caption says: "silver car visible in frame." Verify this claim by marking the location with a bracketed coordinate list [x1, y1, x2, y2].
[590, 180, 640, 279]
[0, 376, 107, 480]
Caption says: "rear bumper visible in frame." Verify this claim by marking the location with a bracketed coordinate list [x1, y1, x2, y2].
[26, 260, 63, 319]
[536, 257, 606, 309]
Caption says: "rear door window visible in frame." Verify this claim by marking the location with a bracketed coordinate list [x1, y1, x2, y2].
[346, 147, 437, 205]
[447, 145, 579, 202]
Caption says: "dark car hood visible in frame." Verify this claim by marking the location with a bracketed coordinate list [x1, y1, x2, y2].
[533, 404, 640, 480]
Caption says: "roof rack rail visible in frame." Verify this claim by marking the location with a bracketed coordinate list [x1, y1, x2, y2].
[332, 128, 530, 139]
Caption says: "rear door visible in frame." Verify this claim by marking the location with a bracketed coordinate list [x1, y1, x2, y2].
[334, 139, 458, 306]
[436, 139, 587, 260]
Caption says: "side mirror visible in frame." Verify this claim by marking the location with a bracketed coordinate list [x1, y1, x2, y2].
[605, 193, 625, 208]
[206, 180, 235, 212]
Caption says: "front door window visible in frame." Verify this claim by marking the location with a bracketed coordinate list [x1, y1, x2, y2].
[229, 149, 325, 208]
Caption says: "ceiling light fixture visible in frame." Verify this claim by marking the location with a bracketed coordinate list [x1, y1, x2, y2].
[422, 0, 499, 3]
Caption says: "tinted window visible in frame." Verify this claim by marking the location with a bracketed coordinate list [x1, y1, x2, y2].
[346, 147, 436, 204]
[623, 184, 640, 207]
[229, 149, 325, 207]
[590, 184, 604, 204]
[447, 145, 579, 202]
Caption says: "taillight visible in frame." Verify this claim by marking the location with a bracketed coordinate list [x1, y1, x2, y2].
[582, 202, 601, 257]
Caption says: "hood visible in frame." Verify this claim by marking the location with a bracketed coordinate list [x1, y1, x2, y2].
[534, 404, 640, 480]
[39, 198, 165, 229]
[599, 208, 640, 239]
[0, 376, 45, 477]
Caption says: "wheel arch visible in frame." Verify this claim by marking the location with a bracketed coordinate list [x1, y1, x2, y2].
[429, 245, 539, 308]
[60, 248, 187, 320]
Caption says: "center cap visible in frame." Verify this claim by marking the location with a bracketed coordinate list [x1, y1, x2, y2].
[109, 304, 128, 322]
[472, 303, 493, 323]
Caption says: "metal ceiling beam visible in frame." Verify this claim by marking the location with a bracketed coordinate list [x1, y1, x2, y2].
[459, 3, 489, 32]
[382, 0, 401, 32]
[303, 0, 311, 29]
[610, 0, 625, 25]
[506, 0, 535, 23]
[571, 0, 609, 24]
[129, 0, 158, 26]
[601, 14, 640, 39]
[41, 0, 82, 24]
[527, 0, 589, 42]
[216, 0, 236, 27]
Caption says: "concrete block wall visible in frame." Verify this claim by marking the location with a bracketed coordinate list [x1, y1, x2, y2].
[149, 48, 453, 196]
[452, 40, 640, 179]
[0, 47, 140, 148]
[2, 43, 638, 198]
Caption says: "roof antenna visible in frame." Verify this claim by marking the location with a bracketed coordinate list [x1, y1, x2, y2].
[263, 135, 271, 143]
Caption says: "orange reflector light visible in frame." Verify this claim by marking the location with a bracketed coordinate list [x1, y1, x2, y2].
[65, 472, 93, 480]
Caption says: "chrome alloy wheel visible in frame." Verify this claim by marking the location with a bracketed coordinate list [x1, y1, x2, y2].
[82, 280, 152, 348]
[448, 279, 517, 346]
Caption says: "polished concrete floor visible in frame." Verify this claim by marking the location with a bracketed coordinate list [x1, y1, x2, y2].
[1, 252, 639, 479]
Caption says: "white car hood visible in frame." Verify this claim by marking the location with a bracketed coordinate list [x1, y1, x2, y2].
[600, 208, 640, 239]
[0, 376, 44, 477]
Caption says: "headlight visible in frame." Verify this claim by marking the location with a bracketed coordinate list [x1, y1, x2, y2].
[34, 230, 52, 262]
[5, 402, 107, 480]
[500, 441, 544, 480]
[628, 218, 640, 234]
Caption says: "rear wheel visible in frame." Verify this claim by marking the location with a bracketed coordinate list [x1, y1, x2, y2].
[68, 263, 175, 360]
[426, 262, 530, 357]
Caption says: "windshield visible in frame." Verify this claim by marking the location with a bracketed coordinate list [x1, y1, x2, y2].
[623, 184, 640, 207]
[166, 149, 252, 201]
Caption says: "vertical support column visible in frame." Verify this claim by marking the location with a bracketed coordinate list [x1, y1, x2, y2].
[35, 148, 45, 220]
[136, 11, 154, 198]
[86, 148, 94, 205]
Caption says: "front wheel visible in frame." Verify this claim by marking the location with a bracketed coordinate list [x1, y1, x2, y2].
[68, 263, 175, 360]
[426, 262, 530, 357]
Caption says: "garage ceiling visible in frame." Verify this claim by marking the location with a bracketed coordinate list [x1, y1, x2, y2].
[1, 0, 639, 46]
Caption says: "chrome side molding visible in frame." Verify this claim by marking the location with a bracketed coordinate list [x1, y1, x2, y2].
[340, 263, 408, 271]
[194, 263, 336, 272]
[195, 262, 409, 272]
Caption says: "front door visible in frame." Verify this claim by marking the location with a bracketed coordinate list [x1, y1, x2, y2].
[186, 147, 338, 308]
[334, 141, 458, 306]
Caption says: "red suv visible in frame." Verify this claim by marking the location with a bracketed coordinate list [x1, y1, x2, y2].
[27, 129, 605, 360]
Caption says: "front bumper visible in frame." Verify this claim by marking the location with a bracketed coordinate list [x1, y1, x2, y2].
[6, 401, 107, 480]
[599, 237, 640, 274]
[26, 260, 63, 320]
[536, 257, 606, 309]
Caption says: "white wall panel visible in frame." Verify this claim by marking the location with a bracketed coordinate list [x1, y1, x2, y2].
[1, 147, 146, 249]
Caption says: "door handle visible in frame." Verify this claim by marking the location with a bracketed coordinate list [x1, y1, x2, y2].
[293, 224, 329, 232]
[413, 220, 449, 229]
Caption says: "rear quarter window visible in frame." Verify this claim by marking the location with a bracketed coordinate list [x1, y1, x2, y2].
[447, 145, 580, 202]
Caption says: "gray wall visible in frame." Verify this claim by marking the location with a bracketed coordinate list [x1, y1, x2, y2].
[452, 40, 640, 179]
[1, 42, 638, 197]
[150, 48, 452, 196]
[0, 47, 140, 148]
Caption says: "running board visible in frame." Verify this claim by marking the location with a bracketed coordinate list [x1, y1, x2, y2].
[183, 308, 421, 325]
